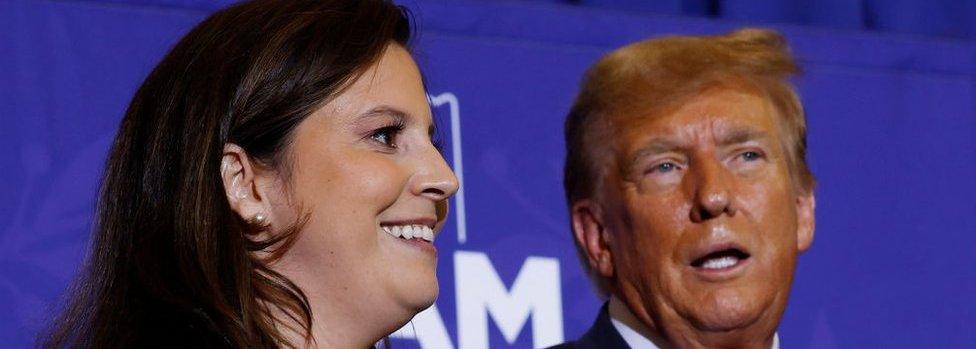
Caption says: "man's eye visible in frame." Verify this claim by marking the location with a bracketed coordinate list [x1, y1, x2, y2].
[370, 126, 402, 148]
[654, 162, 678, 173]
[741, 151, 762, 161]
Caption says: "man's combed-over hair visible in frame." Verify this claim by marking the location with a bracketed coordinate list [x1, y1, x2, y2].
[563, 28, 815, 296]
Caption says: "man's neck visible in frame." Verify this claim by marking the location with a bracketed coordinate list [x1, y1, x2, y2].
[608, 296, 669, 348]
[606, 296, 779, 349]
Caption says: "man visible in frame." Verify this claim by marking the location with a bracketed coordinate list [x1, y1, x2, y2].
[552, 28, 816, 349]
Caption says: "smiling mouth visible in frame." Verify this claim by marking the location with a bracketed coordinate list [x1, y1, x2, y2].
[381, 224, 434, 242]
[690, 248, 751, 271]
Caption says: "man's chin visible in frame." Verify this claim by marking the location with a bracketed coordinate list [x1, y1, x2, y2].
[692, 308, 760, 332]
[683, 288, 775, 333]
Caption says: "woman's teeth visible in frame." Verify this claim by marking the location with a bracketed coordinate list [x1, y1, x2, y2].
[382, 225, 434, 242]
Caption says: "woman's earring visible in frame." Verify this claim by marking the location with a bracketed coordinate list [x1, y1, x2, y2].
[251, 213, 268, 226]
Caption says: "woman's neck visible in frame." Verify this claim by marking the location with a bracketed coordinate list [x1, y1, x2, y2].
[269, 300, 380, 348]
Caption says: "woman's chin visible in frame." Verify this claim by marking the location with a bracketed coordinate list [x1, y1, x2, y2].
[377, 283, 438, 336]
[404, 282, 439, 313]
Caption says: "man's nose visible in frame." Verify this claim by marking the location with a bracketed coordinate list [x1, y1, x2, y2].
[689, 157, 737, 222]
[410, 145, 460, 202]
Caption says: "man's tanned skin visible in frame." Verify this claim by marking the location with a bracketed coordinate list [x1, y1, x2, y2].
[574, 88, 814, 347]
[554, 28, 816, 349]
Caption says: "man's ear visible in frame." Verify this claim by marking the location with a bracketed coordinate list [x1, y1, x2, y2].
[572, 199, 615, 278]
[221, 143, 275, 228]
[796, 191, 816, 253]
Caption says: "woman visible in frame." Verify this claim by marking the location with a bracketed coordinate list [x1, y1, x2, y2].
[42, 0, 458, 347]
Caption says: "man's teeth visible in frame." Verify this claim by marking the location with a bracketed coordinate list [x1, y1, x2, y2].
[701, 256, 739, 269]
[382, 225, 434, 242]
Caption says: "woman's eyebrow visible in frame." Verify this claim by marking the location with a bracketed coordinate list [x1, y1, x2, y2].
[358, 105, 409, 122]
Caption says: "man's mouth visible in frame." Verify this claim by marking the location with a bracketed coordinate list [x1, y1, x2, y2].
[691, 248, 751, 270]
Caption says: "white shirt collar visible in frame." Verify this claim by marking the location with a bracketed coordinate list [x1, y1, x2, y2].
[607, 296, 780, 349]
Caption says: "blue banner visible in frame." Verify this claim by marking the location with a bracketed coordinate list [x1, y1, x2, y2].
[2, 0, 975, 347]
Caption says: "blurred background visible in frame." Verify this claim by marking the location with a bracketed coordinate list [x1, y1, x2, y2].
[2, 0, 975, 348]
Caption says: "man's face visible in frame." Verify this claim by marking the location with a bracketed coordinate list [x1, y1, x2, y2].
[593, 87, 815, 344]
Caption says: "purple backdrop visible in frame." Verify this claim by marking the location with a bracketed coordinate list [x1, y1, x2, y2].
[3, 0, 976, 348]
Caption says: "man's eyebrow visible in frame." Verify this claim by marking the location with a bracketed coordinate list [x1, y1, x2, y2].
[629, 138, 685, 164]
[717, 127, 769, 146]
[627, 128, 769, 164]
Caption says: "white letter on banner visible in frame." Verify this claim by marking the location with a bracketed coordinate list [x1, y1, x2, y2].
[390, 303, 455, 349]
[455, 250, 564, 348]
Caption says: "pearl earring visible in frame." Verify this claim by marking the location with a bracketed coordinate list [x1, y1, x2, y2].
[251, 213, 268, 225]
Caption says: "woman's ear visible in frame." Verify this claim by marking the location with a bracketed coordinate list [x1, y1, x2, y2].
[221, 143, 275, 228]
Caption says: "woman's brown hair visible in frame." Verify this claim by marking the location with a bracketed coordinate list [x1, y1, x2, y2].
[42, 0, 411, 347]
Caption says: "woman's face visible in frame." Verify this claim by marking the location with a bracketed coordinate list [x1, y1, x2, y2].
[265, 44, 458, 325]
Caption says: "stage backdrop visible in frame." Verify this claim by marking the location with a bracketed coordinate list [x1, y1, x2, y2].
[3, 0, 976, 348]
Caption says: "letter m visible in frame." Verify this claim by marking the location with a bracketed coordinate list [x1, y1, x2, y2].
[455, 251, 563, 349]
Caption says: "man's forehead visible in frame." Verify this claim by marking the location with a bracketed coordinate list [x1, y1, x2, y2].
[611, 88, 781, 146]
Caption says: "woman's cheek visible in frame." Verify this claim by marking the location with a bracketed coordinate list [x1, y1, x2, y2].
[344, 156, 409, 206]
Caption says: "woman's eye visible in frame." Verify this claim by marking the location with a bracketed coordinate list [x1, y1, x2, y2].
[370, 126, 402, 148]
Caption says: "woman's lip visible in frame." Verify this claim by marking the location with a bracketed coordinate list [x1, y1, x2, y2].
[380, 217, 437, 229]
[380, 227, 437, 256]
[395, 236, 437, 256]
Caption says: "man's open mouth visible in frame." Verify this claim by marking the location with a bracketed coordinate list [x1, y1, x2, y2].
[690, 247, 751, 270]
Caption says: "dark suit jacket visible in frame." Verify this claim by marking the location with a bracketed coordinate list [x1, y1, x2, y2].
[547, 302, 630, 349]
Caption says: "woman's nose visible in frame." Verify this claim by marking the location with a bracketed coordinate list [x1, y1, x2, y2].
[411, 145, 460, 201]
